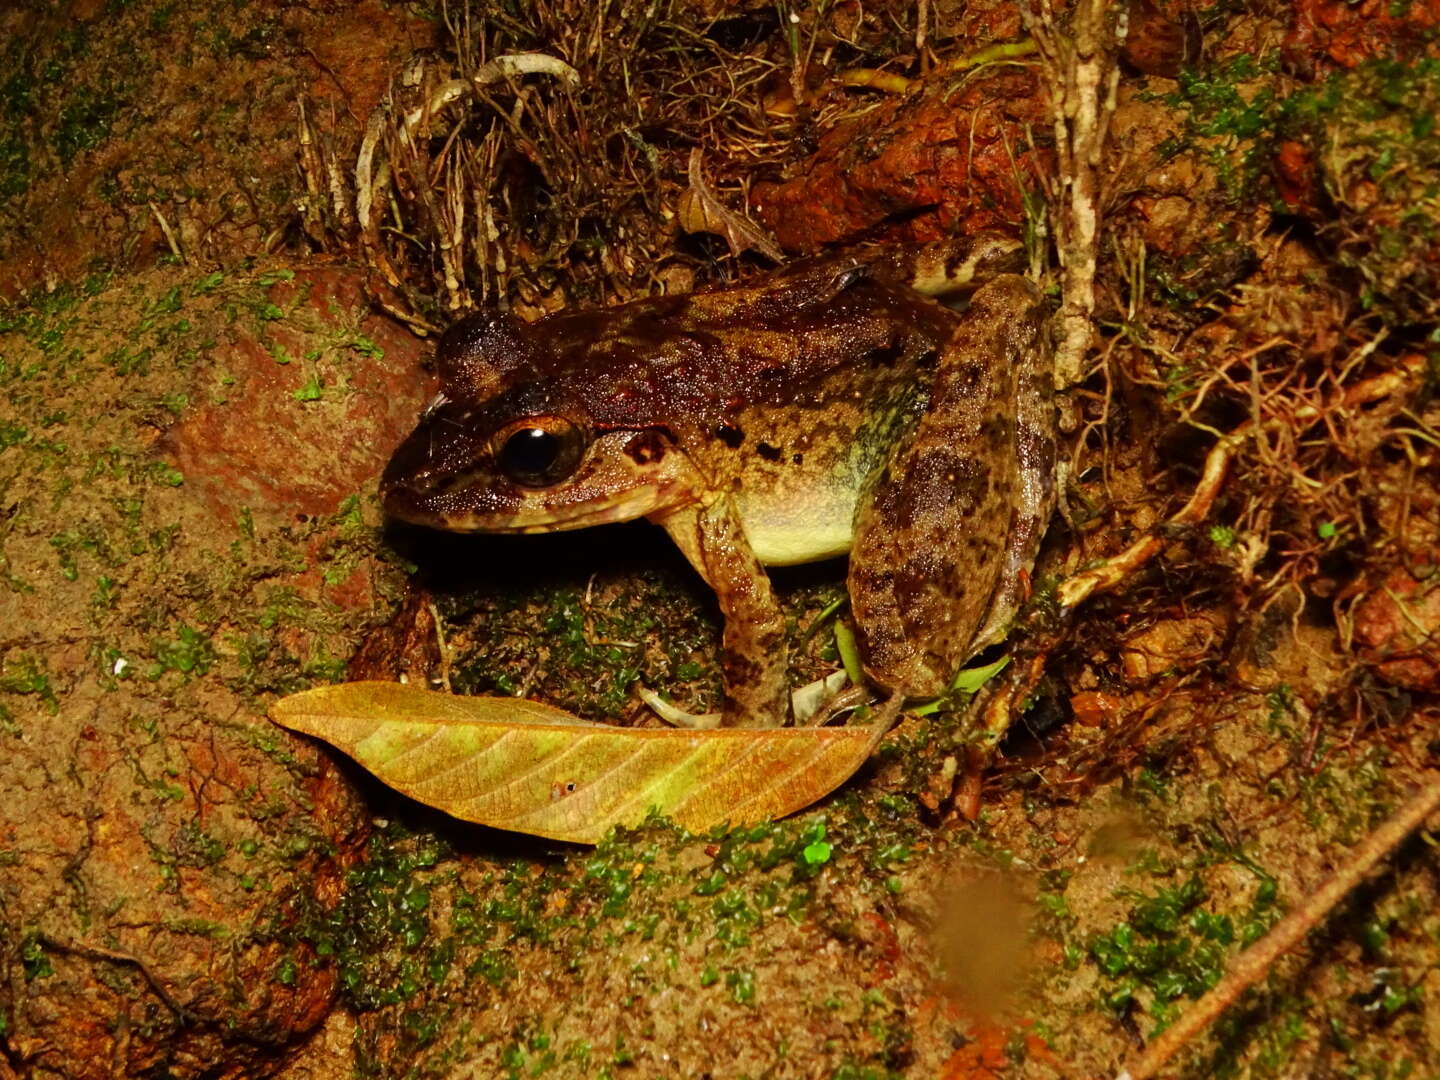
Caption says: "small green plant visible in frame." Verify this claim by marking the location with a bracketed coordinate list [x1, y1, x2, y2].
[293, 374, 323, 402]
[148, 625, 216, 679]
[0, 655, 59, 713]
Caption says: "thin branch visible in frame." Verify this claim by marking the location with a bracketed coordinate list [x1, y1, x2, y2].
[147, 202, 185, 264]
[1119, 774, 1440, 1080]
[1059, 434, 1234, 609]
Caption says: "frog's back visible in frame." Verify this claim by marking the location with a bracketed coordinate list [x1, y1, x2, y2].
[527, 264, 955, 428]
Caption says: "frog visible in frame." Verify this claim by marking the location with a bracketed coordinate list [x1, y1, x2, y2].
[381, 234, 1055, 728]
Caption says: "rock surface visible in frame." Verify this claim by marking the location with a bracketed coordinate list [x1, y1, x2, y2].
[0, 262, 423, 1077]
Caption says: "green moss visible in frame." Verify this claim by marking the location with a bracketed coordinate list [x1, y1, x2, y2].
[145, 284, 183, 316]
[0, 134, 29, 199]
[292, 374, 324, 402]
[164, 917, 229, 938]
[173, 820, 229, 868]
[191, 270, 225, 295]
[54, 87, 120, 164]
[48, 527, 111, 582]
[1085, 868, 1280, 1033]
[1209, 524, 1237, 549]
[725, 967, 756, 1004]
[20, 935, 54, 981]
[1148, 52, 1285, 202]
[290, 824, 455, 1011]
[449, 576, 707, 720]
[1159, 52, 1440, 323]
[0, 418, 28, 451]
[147, 624, 216, 679]
[290, 782, 929, 1062]
[0, 654, 59, 714]
[1303, 59, 1440, 325]
[1167, 54, 1280, 137]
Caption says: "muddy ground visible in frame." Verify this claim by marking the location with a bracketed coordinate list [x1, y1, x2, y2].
[1, 1, 1437, 1078]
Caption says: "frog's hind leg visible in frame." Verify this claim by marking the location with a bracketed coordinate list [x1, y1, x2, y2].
[848, 275, 1055, 697]
[870, 233, 1026, 299]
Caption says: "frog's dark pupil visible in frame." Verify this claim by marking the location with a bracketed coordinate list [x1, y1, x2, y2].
[500, 427, 559, 483]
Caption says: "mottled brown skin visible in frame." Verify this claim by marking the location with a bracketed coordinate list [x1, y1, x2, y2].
[848, 276, 1054, 695]
[382, 237, 1054, 726]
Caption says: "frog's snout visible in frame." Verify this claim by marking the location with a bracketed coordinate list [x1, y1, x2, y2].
[383, 463, 454, 502]
[380, 462, 442, 521]
[380, 417, 487, 522]
[381, 461, 498, 529]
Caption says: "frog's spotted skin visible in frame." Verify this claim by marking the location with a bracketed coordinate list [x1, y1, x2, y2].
[847, 276, 1053, 695]
[382, 236, 1054, 726]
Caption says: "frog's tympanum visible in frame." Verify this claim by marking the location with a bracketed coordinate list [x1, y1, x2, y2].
[382, 237, 1056, 727]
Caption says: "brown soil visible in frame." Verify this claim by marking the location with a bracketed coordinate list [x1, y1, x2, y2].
[2, 2, 1437, 1079]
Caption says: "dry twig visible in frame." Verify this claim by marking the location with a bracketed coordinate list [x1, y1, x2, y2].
[1118, 774, 1440, 1080]
[675, 149, 783, 261]
[35, 934, 196, 1024]
[1024, 0, 1127, 391]
[146, 201, 185, 264]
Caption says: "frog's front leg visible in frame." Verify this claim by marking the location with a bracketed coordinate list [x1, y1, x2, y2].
[651, 496, 790, 728]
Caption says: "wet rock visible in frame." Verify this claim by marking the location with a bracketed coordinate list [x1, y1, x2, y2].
[1121, 0, 1202, 78]
[1, 681, 372, 1079]
[0, 263, 407, 1078]
[165, 266, 433, 532]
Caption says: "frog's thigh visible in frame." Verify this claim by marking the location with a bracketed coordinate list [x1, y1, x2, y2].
[849, 276, 1047, 696]
[654, 498, 790, 728]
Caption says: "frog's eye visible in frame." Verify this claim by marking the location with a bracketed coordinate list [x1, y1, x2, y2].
[492, 416, 587, 488]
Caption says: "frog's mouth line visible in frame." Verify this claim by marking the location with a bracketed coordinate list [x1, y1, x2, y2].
[389, 479, 686, 536]
[455, 484, 676, 533]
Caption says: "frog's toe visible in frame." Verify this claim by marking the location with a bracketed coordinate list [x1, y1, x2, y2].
[638, 671, 852, 728]
[636, 686, 724, 729]
[792, 670, 852, 724]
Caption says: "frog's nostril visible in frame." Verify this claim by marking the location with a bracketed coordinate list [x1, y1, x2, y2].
[403, 474, 437, 497]
[381, 462, 440, 506]
[400, 468, 485, 502]
[406, 471, 461, 498]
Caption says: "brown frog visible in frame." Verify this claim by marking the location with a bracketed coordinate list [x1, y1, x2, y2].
[381, 236, 1055, 727]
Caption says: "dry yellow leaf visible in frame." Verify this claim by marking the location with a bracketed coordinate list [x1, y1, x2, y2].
[271, 681, 885, 844]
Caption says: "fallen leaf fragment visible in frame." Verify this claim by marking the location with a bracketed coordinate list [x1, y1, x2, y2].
[271, 681, 885, 844]
[676, 149, 784, 262]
